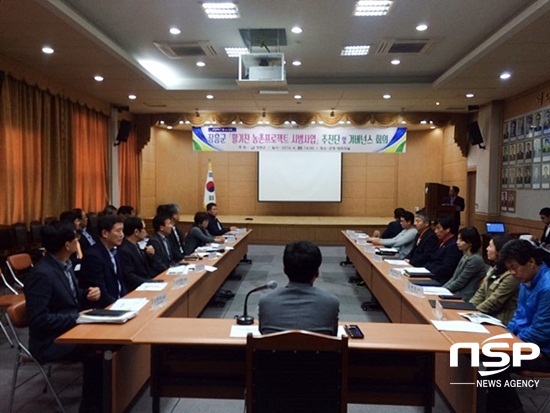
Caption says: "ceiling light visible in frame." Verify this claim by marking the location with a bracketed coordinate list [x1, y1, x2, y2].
[291, 120, 297, 125]
[225, 47, 249, 57]
[179, 120, 184, 124]
[185, 120, 191, 124]
[202, 2, 240, 19]
[291, 26, 303, 34]
[206, 94, 214, 99]
[292, 60, 302, 66]
[339, 120, 345, 124]
[391, 59, 400, 65]
[167, 126, 173, 130]
[430, 125, 436, 129]
[42, 46, 54, 54]
[294, 94, 302, 100]
[169, 27, 181, 35]
[93, 75, 104, 82]
[284, 121, 290, 125]
[341, 45, 370, 56]
[500, 71, 512, 80]
[436, 102, 440, 106]
[401, 120, 407, 124]
[159, 120, 165, 125]
[354, 1, 393, 16]
[196, 61, 206, 67]
[416, 23, 428, 31]
[128, 94, 137, 100]
[383, 94, 391, 99]
[420, 120, 427, 124]
[466, 93, 474, 98]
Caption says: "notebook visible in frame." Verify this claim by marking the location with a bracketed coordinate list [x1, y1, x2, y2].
[410, 279, 442, 287]
[429, 300, 477, 311]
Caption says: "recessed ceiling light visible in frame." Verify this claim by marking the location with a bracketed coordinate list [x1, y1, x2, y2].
[354, 1, 393, 16]
[179, 120, 184, 124]
[466, 93, 474, 98]
[401, 120, 407, 124]
[167, 125, 173, 130]
[185, 120, 191, 124]
[383, 94, 391, 99]
[420, 120, 427, 124]
[291, 26, 303, 34]
[500, 71, 512, 80]
[294, 94, 302, 100]
[94, 75, 104, 82]
[159, 120, 165, 125]
[42, 46, 54, 54]
[292, 60, 302, 66]
[169, 27, 181, 35]
[225, 47, 249, 57]
[391, 59, 400, 65]
[339, 120, 345, 124]
[416, 23, 428, 31]
[128, 94, 137, 100]
[196, 61, 206, 67]
[341, 45, 370, 56]
[202, 2, 240, 19]
[430, 125, 436, 129]
[436, 102, 440, 106]
[206, 94, 214, 99]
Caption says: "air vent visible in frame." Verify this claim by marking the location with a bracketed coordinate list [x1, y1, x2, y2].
[375, 39, 435, 54]
[154, 41, 217, 58]
[143, 102, 168, 108]
[446, 106, 467, 111]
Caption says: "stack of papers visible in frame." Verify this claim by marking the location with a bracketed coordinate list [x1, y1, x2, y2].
[77, 309, 137, 324]
[136, 282, 168, 291]
[431, 320, 489, 333]
[384, 259, 410, 266]
[404, 267, 434, 278]
[110, 297, 149, 312]
[459, 312, 505, 327]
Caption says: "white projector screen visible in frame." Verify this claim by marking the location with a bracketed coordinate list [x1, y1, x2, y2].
[258, 152, 342, 202]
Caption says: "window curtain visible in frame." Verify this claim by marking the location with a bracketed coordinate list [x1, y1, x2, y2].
[118, 126, 140, 210]
[0, 74, 109, 224]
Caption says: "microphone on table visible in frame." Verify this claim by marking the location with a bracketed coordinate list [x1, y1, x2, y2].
[236, 280, 277, 325]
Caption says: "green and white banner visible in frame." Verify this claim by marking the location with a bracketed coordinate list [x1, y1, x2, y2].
[192, 126, 406, 153]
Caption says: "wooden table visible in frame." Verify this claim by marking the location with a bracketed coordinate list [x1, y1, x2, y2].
[342, 231, 524, 413]
[132, 318, 451, 413]
[56, 231, 251, 413]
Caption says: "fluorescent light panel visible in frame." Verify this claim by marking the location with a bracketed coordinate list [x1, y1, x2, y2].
[354, 1, 393, 16]
[225, 47, 249, 57]
[341, 45, 370, 56]
[202, 2, 240, 19]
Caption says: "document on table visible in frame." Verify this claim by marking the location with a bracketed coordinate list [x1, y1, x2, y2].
[110, 297, 149, 312]
[431, 320, 490, 333]
[422, 287, 452, 295]
[167, 265, 189, 275]
[186, 264, 217, 272]
[384, 259, 410, 266]
[136, 282, 168, 291]
[230, 325, 260, 337]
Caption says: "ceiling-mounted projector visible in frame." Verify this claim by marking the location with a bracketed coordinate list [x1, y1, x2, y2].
[237, 53, 286, 87]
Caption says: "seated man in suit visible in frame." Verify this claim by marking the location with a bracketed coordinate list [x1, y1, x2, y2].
[73, 208, 96, 255]
[117, 217, 156, 291]
[158, 203, 186, 262]
[78, 215, 127, 308]
[25, 220, 102, 412]
[404, 212, 439, 267]
[538, 207, 550, 247]
[259, 240, 340, 336]
[206, 202, 237, 236]
[147, 212, 186, 275]
[425, 216, 462, 285]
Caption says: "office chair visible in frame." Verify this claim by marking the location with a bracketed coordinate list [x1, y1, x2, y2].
[0, 286, 25, 347]
[6, 299, 67, 413]
[246, 330, 348, 413]
[516, 370, 550, 412]
[6, 252, 33, 291]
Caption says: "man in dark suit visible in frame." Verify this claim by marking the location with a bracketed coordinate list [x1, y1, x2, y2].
[73, 208, 96, 255]
[157, 203, 186, 262]
[78, 215, 127, 308]
[405, 212, 439, 267]
[25, 220, 102, 412]
[539, 207, 550, 247]
[206, 202, 237, 236]
[442, 185, 465, 227]
[259, 240, 339, 336]
[373, 207, 406, 239]
[147, 212, 186, 275]
[425, 216, 462, 285]
[118, 217, 156, 291]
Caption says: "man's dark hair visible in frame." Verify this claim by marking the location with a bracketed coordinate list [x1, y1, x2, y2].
[153, 213, 172, 232]
[97, 215, 124, 236]
[59, 210, 79, 224]
[101, 204, 117, 216]
[117, 205, 134, 216]
[41, 220, 76, 253]
[499, 239, 545, 266]
[194, 211, 210, 226]
[393, 207, 405, 219]
[451, 186, 460, 194]
[206, 202, 217, 212]
[401, 210, 414, 223]
[540, 207, 550, 217]
[164, 203, 180, 216]
[435, 216, 455, 232]
[457, 226, 481, 254]
[283, 240, 322, 283]
[72, 208, 84, 218]
[123, 217, 144, 237]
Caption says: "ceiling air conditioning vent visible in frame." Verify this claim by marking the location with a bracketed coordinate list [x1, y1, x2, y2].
[375, 39, 435, 54]
[154, 41, 217, 58]
[143, 102, 168, 108]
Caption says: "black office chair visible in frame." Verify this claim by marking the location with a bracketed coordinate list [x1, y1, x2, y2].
[246, 330, 348, 413]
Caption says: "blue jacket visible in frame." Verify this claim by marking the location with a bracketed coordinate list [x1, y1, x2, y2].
[508, 263, 550, 353]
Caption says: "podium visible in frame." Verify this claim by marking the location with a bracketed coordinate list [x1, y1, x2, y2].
[424, 183, 460, 229]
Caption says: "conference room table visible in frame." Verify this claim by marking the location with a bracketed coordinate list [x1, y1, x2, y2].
[56, 230, 252, 413]
[342, 231, 524, 413]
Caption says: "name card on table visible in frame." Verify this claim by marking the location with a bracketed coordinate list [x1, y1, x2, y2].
[151, 293, 167, 310]
[388, 268, 403, 280]
[172, 275, 189, 289]
[404, 282, 425, 298]
[364, 245, 376, 253]
[225, 235, 236, 243]
[208, 252, 217, 260]
[346, 229, 356, 236]
[195, 263, 206, 272]
[236, 228, 247, 235]
[373, 254, 383, 263]
[357, 239, 367, 246]
[433, 300, 444, 320]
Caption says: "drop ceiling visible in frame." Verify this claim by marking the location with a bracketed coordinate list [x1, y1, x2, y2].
[1, 0, 550, 115]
